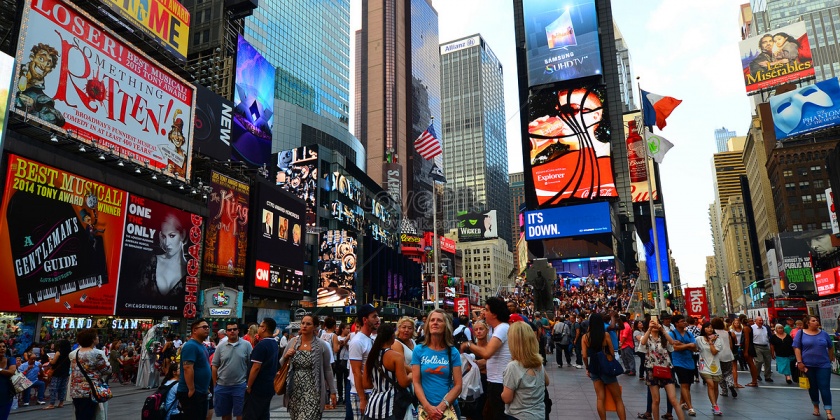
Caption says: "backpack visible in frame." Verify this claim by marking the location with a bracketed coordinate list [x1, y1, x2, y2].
[453, 326, 470, 348]
[141, 381, 177, 420]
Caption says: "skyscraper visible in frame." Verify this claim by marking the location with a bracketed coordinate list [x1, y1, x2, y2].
[614, 22, 637, 114]
[509, 172, 526, 269]
[715, 127, 736, 153]
[440, 34, 511, 248]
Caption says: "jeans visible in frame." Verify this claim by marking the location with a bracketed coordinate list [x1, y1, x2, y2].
[214, 383, 246, 417]
[73, 397, 98, 420]
[0, 400, 10, 420]
[483, 382, 506, 420]
[23, 380, 45, 403]
[335, 361, 348, 401]
[48, 376, 69, 405]
[555, 341, 571, 366]
[804, 366, 833, 411]
[575, 341, 583, 366]
[637, 352, 646, 378]
[344, 379, 353, 420]
[243, 392, 273, 420]
[620, 347, 636, 373]
[176, 391, 209, 420]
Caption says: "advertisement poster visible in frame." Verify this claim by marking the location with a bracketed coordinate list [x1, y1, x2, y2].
[317, 229, 357, 307]
[739, 21, 814, 94]
[522, 0, 602, 87]
[828, 188, 840, 235]
[0, 52, 14, 151]
[769, 78, 840, 140]
[0, 155, 127, 314]
[527, 86, 616, 206]
[777, 232, 817, 294]
[684, 287, 710, 321]
[232, 35, 274, 166]
[115, 195, 203, 318]
[251, 181, 305, 295]
[457, 210, 498, 241]
[455, 297, 469, 316]
[204, 171, 249, 278]
[193, 85, 234, 162]
[524, 202, 611, 240]
[277, 146, 318, 227]
[815, 267, 839, 297]
[623, 112, 658, 203]
[100, 0, 190, 61]
[12, 0, 196, 180]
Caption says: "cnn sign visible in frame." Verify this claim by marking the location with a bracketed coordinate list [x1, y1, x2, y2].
[684, 287, 709, 321]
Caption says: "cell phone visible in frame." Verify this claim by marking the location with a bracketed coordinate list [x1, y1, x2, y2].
[651, 315, 659, 323]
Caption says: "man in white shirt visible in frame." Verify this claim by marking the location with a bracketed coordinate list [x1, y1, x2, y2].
[464, 297, 511, 420]
[751, 316, 773, 382]
[348, 304, 380, 420]
[173, 335, 183, 349]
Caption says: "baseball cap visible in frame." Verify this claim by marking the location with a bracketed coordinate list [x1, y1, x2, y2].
[358, 304, 378, 319]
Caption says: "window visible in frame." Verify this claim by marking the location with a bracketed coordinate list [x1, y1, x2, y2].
[793, 224, 803, 232]
[814, 180, 825, 189]
[807, 223, 818, 231]
[800, 181, 810, 189]
[822, 222, 832, 230]
[817, 193, 827, 202]
[799, 167, 809, 176]
[784, 170, 793, 177]
[803, 195, 813, 204]
[785, 182, 796, 190]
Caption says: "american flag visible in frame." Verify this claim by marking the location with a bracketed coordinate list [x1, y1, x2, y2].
[413, 122, 442, 160]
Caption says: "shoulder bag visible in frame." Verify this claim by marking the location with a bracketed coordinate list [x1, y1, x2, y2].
[377, 351, 413, 420]
[76, 352, 112, 402]
[274, 336, 298, 395]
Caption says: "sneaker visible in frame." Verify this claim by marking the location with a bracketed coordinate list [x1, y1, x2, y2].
[730, 386, 738, 399]
[765, 378, 774, 383]
[575, 364, 583, 369]
[688, 408, 696, 416]
[22, 403, 29, 407]
[558, 365, 563, 368]
[712, 405, 722, 416]
[37, 401, 46, 405]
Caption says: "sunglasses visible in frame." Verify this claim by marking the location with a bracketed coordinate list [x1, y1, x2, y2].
[226, 328, 238, 332]
[197, 325, 210, 329]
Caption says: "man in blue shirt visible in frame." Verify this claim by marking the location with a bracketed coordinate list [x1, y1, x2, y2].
[244, 317, 278, 419]
[18, 354, 45, 405]
[669, 314, 698, 416]
[178, 318, 212, 419]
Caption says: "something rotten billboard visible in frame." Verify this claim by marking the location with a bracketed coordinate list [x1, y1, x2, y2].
[740, 21, 814, 94]
[12, 0, 196, 180]
[115, 195, 203, 318]
[204, 171, 249, 278]
[232, 35, 274, 167]
[527, 85, 616, 207]
[0, 155, 126, 314]
[251, 181, 305, 296]
[769, 77, 840, 140]
[100, 0, 190, 61]
[522, 0, 603, 87]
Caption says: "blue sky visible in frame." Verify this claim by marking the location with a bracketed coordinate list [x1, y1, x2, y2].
[350, 0, 753, 286]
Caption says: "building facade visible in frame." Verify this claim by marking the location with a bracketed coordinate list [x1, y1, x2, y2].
[613, 22, 636, 114]
[715, 127, 737, 153]
[722, 196, 756, 311]
[439, 34, 511, 247]
[459, 238, 515, 303]
[742, 113, 779, 279]
[509, 172, 526, 269]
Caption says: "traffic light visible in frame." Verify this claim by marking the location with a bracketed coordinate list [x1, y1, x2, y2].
[647, 292, 653, 301]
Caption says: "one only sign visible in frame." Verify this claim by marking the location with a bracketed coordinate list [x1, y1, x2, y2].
[684, 287, 710, 321]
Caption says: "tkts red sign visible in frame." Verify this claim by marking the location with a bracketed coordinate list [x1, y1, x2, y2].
[12, 0, 195, 180]
[684, 287, 710, 321]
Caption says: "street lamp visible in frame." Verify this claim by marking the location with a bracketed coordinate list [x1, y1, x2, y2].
[734, 270, 747, 312]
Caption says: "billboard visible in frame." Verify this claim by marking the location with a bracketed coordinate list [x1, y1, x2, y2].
[815, 267, 840, 297]
[527, 86, 616, 207]
[522, 0, 602, 87]
[457, 210, 498, 241]
[204, 171, 250, 278]
[684, 287, 710, 321]
[524, 202, 611, 240]
[828, 188, 840, 235]
[0, 52, 13, 151]
[251, 181, 305, 295]
[769, 78, 840, 140]
[777, 232, 816, 294]
[193, 84, 234, 162]
[424, 232, 456, 254]
[277, 146, 318, 227]
[645, 217, 671, 284]
[455, 297, 469, 316]
[100, 0, 190, 61]
[623, 112, 659, 203]
[232, 35, 274, 166]
[740, 21, 814, 94]
[115, 195, 203, 318]
[12, 0, 196, 180]
[317, 230, 357, 307]
[0, 155, 126, 314]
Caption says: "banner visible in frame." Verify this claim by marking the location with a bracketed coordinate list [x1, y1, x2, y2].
[623, 112, 659, 203]
[232, 35, 274, 166]
[457, 210, 498, 241]
[100, 0, 190, 61]
[524, 202, 611, 240]
[455, 297, 469, 316]
[770, 78, 840, 140]
[0, 155, 127, 314]
[522, 0, 602, 87]
[12, 0, 196, 180]
[193, 85, 234, 162]
[777, 232, 818, 294]
[251, 181, 305, 296]
[815, 267, 840, 297]
[739, 21, 814, 94]
[204, 171, 249, 278]
[115, 195, 203, 318]
[527, 85, 616, 206]
[684, 287, 710, 321]
[644, 217, 671, 284]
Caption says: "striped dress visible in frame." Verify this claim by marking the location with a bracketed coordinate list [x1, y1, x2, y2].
[364, 348, 397, 419]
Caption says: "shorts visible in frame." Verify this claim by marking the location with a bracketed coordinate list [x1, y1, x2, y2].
[213, 383, 245, 417]
[674, 366, 695, 385]
[700, 373, 721, 383]
[589, 371, 619, 385]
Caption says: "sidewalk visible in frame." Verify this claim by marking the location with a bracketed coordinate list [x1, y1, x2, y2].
[12, 381, 148, 415]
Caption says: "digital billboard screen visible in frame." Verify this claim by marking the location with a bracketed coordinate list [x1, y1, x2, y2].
[457, 210, 498, 241]
[12, 0, 196, 180]
[524, 201, 611, 240]
[250, 181, 305, 296]
[645, 217, 671, 284]
[527, 85, 616, 207]
[317, 229, 358, 307]
[277, 146, 318, 227]
[523, 0, 602, 87]
[100, 0, 190, 61]
[739, 21, 814, 94]
[233, 35, 274, 167]
[769, 77, 840, 140]
[204, 171, 249, 278]
[193, 84, 234, 162]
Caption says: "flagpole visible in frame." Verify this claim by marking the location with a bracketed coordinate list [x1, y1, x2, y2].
[433, 179, 440, 310]
[638, 79, 668, 313]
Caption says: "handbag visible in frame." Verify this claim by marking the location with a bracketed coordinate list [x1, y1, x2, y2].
[419, 406, 458, 420]
[273, 359, 290, 395]
[378, 362, 413, 420]
[10, 371, 33, 394]
[799, 375, 810, 389]
[458, 354, 484, 419]
[652, 365, 673, 380]
[76, 352, 112, 403]
[594, 351, 624, 377]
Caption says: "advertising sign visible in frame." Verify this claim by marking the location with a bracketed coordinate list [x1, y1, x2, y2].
[455, 297, 469, 316]
[251, 181, 305, 295]
[401, 233, 423, 251]
[440, 36, 480, 56]
[277, 146, 318, 227]
[204, 171, 249, 278]
[739, 21, 814, 94]
[12, 0, 196, 180]
[193, 85, 234, 162]
[317, 230, 357, 307]
[383, 163, 403, 204]
[815, 267, 840, 297]
[828, 188, 840, 235]
[645, 217, 671, 284]
[0, 52, 14, 151]
[766, 249, 784, 296]
[200, 285, 243, 318]
[524, 202, 611, 240]
[777, 232, 816, 294]
[457, 210, 498, 241]
[0, 155, 126, 314]
[232, 35, 274, 166]
[100, 0, 190, 61]
[115, 195, 203, 318]
[623, 112, 659, 203]
[522, 0, 602, 87]
[770, 78, 840, 140]
[527, 86, 616, 207]
[425, 231, 457, 254]
[684, 287, 710, 321]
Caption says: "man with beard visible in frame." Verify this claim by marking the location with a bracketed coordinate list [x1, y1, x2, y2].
[749, 34, 775, 75]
